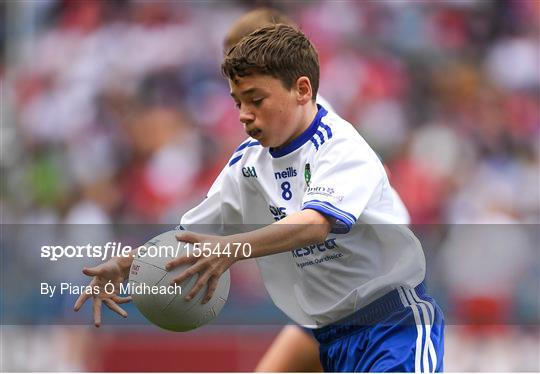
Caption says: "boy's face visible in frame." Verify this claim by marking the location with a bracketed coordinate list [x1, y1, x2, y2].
[229, 74, 306, 148]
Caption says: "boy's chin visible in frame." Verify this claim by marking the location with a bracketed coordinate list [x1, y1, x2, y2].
[258, 138, 272, 147]
[258, 136, 285, 148]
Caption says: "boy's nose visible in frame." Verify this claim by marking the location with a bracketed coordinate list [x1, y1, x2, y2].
[239, 110, 255, 125]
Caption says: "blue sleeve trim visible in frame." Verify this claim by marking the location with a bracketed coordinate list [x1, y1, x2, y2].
[302, 200, 357, 234]
[235, 139, 251, 152]
[235, 140, 260, 153]
[228, 154, 243, 166]
[230, 141, 260, 167]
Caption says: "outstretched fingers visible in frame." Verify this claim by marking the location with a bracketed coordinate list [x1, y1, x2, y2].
[93, 298, 102, 327]
[166, 255, 196, 271]
[112, 295, 132, 304]
[74, 293, 92, 312]
[176, 231, 202, 244]
[103, 299, 128, 318]
[185, 271, 213, 301]
[202, 275, 219, 304]
[82, 266, 101, 277]
[170, 264, 200, 288]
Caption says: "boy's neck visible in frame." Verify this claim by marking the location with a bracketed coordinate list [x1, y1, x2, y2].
[278, 101, 319, 150]
[296, 101, 319, 141]
[304, 101, 319, 127]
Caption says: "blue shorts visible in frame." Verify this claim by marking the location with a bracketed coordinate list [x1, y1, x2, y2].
[310, 283, 444, 372]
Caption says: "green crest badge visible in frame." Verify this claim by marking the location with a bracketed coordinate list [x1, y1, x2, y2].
[304, 163, 311, 187]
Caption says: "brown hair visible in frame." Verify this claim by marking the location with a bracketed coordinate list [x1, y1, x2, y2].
[221, 24, 320, 101]
[223, 8, 295, 54]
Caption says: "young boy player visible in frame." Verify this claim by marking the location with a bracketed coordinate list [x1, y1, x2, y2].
[76, 24, 444, 372]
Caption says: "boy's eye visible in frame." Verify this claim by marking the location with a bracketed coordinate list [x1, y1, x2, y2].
[233, 98, 263, 110]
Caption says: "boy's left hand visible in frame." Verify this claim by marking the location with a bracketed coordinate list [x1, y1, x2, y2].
[166, 231, 239, 304]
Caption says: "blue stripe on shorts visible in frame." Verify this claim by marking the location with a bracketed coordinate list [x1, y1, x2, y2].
[309, 283, 445, 372]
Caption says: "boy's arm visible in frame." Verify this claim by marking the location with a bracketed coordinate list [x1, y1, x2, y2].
[72, 210, 329, 325]
[167, 209, 332, 303]
[233, 208, 331, 257]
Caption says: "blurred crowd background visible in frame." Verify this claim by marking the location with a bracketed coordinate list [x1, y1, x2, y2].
[1, 0, 539, 371]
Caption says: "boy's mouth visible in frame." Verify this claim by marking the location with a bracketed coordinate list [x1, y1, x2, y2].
[247, 129, 262, 139]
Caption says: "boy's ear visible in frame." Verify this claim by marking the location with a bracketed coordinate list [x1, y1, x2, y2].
[295, 76, 313, 105]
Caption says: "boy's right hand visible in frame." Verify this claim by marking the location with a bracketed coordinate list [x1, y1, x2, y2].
[73, 258, 132, 327]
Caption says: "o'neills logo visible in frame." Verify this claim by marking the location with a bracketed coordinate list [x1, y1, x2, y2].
[274, 167, 297, 180]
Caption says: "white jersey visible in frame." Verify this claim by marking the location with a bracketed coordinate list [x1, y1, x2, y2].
[317, 95, 411, 225]
[181, 105, 425, 327]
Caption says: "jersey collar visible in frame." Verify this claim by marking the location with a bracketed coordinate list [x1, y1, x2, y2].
[269, 104, 328, 158]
